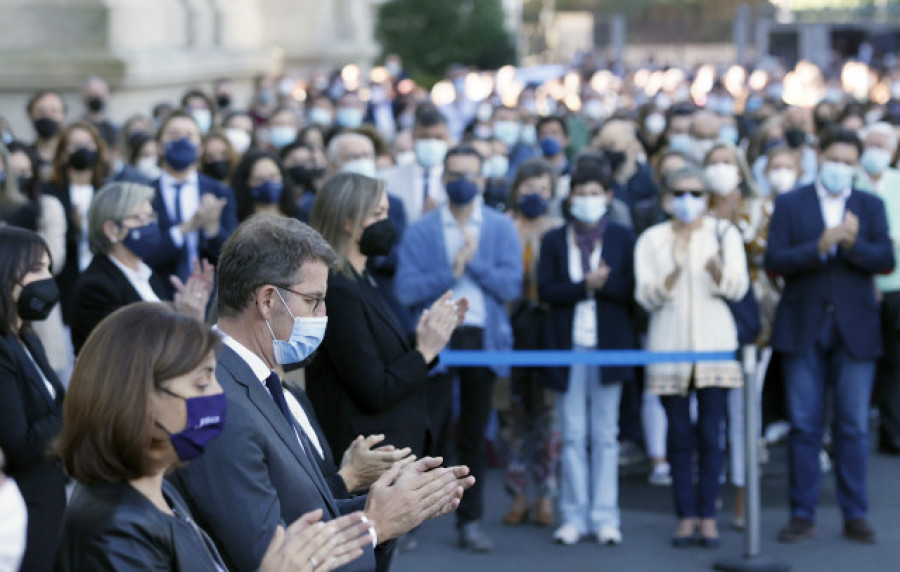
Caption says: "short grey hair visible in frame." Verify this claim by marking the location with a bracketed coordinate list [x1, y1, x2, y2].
[87, 182, 156, 255]
[327, 131, 373, 164]
[860, 121, 898, 153]
[217, 214, 337, 318]
[662, 164, 705, 192]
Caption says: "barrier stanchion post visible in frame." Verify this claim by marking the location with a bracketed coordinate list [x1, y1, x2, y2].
[714, 345, 789, 572]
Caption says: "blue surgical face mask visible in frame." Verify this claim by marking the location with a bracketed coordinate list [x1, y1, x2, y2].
[269, 126, 297, 150]
[336, 107, 363, 128]
[671, 193, 708, 224]
[718, 125, 740, 145]
[518, 193, 549, 219]
[861, 148, 892, 176]
[820, 161, 855, 194]
[164, 138, 199, 171]
[267, 289, 328, 365]
[191, 109, 212, 134]
[414, 139, 448, 169]
[493, 120, 521, 148]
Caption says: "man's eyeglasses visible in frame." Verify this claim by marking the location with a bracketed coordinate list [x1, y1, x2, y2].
[118, 213, 159, 226]
[279, 286, 325, 313]
[670, 190, 705, 198]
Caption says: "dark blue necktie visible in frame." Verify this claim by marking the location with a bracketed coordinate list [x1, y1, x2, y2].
[172, 182, 184, 224]
[422, 168, 431, 206]
[264, 372, 294, 430]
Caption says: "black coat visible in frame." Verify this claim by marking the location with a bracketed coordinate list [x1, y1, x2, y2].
[56, 480, 227, 571]
[307, 269, 435, 459]
[0, 329, 66, 572]
[70, 253, 168, 355]
[538, 222, 638, 391]
[46, 181, 92, 324]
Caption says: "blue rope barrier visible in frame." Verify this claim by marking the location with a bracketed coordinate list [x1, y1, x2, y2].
[439, 350, 738, 367]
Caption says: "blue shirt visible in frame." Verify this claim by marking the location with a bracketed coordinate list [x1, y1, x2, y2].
[441, 198, 486, 327]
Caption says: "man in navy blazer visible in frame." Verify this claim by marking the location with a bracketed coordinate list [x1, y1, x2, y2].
[144, 110, 237, 294]
[765, 128, 894, 545]
[169, 215, 473, 572]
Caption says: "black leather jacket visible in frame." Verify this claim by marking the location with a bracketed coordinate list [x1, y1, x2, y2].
[55, 480, 226, 571]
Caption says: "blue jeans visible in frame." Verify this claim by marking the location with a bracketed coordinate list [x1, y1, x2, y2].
[557, 347, 622, 533]
[782, 315, 875, 522]
[661, 387, 728, 519]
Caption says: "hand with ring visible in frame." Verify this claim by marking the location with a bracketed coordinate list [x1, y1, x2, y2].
[259, 509, 373, 572]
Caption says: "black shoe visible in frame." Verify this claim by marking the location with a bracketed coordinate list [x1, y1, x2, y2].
[458, 521, 494, 553]
[843, 518, 877, 544]
[777, 517, 815, 543]
[670, 535, 695, 548]
[697, 535, 721, 548]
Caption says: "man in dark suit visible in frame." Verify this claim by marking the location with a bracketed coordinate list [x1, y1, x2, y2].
[765, 128, 894, 545]
[170, 214, 474, 572]
[144, 110, 237, 294]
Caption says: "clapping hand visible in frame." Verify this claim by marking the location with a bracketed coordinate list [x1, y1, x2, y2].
[416, 291, 462, 363]
[171, 258, 214, 320]
[453, 231, 478, 278]
[260, 509, 373, 572]
[705, 253, 723, 285]
[338, 434, 414, 493]
[585, 259, 611, 291]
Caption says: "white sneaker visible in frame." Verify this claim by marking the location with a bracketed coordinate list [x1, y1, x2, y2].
[648, 462, 672, 486]
[553, 524, 581, 545]
[597, 525, 623, 545]
[819, 450, 832, 474]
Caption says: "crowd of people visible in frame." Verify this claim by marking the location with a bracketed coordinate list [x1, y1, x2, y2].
[1, 52, 900, 571]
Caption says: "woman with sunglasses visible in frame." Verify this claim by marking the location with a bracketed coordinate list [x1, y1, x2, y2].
[69, 182, 213, 355]
[634, 165, 749, 548]
[56, 303, 373, 571]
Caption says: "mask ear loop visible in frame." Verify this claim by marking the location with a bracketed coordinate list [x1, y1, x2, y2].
[265, 287, 295, 342]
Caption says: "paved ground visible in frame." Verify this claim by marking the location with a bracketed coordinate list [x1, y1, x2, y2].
[392, 443, 900, 572]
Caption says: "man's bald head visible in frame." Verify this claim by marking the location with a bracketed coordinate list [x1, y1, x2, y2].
[597, 119, 637, 152]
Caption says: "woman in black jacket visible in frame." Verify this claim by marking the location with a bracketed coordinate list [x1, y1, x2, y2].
[0, 227, 66, 572]
[307, 173, 464, 459]
[55, 302, 372, 571]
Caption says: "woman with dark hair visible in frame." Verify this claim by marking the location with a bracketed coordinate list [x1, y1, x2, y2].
[44, 120, 110, 324]
[538, 162, 637, 546]
[56, 302, 373, 571]
[0, 227, 66, 571]
[200, 128, 239, 184]
[231, 150, 297, 222]
[307, 173, 465, 459]
[500, 158, 563, 527]
[281, 142, 327, 222]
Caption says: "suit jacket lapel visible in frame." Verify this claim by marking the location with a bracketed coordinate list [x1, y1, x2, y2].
[216, 347, 339, 515]
[353, 273, 409, 350]
[802, 185, 827, 241]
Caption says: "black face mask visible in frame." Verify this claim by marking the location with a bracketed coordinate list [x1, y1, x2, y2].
[68, 148, 98, 171]
[33, 117, 60, 139]
[603, 149, 627, 172]
[86, 97, 105, 113]
[784, 128, 806, 149]
[287, 165, 322, 188]
[359, 218, 397, 257]
[216, 94, 232, 109]
[17, 278, 59, 321]
[16, 176, 31, 193]
[203, 159, 231, 181]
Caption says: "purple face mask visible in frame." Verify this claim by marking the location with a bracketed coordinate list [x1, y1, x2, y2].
[157, 389, 227, 462]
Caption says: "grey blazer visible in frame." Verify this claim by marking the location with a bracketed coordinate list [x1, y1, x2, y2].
[169, 345, 373, 572]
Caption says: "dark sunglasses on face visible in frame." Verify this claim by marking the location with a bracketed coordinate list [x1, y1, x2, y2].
[670, 189, 705, 198]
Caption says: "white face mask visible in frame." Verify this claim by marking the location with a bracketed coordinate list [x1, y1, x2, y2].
[671, 193, 708, 224]
[137, 156, 161, 181]
[266, 290, 329, 365]
[414, 139, 448, 169]
[225, 128, 252, 155]
[482, 155, 509, 179]
[691, 137, 716, 163]
[0, 478, 27, 572]
[644, 113, 667, 135]
[569, 195, 607, 225]
[703, 163, 741, 196]
[342, 158, 378, 178]
[395, 151, 416, 166]
[768, 167, 798, 194]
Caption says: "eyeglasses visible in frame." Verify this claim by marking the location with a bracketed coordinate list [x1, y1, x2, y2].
[670, 190, 705, 198]
[279, 286, 325, 313]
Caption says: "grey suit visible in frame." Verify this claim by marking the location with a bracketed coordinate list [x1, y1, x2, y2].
[169, 345, 373, 572]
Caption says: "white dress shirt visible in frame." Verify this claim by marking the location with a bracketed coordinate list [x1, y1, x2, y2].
[567, 226, 601, 348]
[441, 198, 486, 326]
[413, 163, 444, 218]
[816, 180, 851, 230]
[217, 329, 324, 458]
[108, 255, 160, 302]
[160, 170, 200, 270]
[70, 183, 94, 271]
